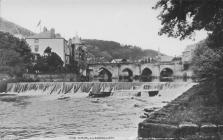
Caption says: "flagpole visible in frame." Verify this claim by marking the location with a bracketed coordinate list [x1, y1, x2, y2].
[36, 20, 42, 33]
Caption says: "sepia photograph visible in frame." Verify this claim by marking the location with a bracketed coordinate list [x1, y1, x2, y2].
[0, 0, 223, 139]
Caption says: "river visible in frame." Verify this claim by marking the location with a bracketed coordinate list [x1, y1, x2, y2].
[0, 82, 195, 140]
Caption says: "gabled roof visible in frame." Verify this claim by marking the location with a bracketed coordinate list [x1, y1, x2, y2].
[27, 31, 53, 38]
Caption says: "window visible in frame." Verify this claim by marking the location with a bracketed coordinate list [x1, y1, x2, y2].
[34, 45, 39, 52]
[65, 56, 70, 64]
[34, 39, 39, 43]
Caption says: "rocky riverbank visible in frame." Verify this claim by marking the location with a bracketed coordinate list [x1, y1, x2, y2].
[138, 82, 223, 140]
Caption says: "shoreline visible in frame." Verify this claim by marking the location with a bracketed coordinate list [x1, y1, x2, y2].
[0, 81, 196, 140]
[138, 82, 223, 139]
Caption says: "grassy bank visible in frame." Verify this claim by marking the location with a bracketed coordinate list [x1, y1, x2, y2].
[144, 81, 223, 125]
[138, 82, 223, 139]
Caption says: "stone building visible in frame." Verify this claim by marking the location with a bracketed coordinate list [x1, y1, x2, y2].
[69, 35, 87, 73]
[25, 27, 70, 65]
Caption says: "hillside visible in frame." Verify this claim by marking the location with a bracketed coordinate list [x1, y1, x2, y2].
[84, 39, 160, 61]
[0, 18, 35, 37]
[0, 19, 163, 61]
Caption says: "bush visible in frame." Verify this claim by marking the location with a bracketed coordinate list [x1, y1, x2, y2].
[192, 43, 223, 103]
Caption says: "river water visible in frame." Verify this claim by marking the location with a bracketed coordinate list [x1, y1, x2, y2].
[0, 82, 195, 140]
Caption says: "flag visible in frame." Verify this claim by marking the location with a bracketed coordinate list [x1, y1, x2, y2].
[37, 20, 41, 27]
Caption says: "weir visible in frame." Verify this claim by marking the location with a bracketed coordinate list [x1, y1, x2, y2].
[6, 82, 196, 97]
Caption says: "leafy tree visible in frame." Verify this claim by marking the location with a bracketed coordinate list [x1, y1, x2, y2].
[33, 47, 63, 73]
[44, 46, 52, 54]
[46, 52, 63, 72]
[0, 32, 32, 76]
[154, 0, 223, 101]
[192, 43, 223, 101]
[154, 0, 223, 48]
[192, 44, 223, 80]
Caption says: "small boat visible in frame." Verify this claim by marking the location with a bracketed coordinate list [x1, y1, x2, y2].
[148, 90, 159, 97]
[90, 87, 112, 98]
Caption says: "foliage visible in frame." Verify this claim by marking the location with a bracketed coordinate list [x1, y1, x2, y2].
[44, 46, 52, 54]
[154, 0, 223, 48]
[192, 44, 223, 80]
[0, 31, 32, 76]
[32, 47, 64, 73]
[84, 39, 159, 61]
[191, 41, 223, 101]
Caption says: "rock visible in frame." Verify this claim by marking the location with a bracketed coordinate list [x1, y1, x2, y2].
[134, 104, 140, 108]
[91, 99, 100, 103]
[200, 123, 217, 135]
[162, 101, 170, 104]
[136, 92, 141, 97]
[140, 115, 147, 119]
[138, 122, 178, 138]
[144, 108, 154, 113]
[178, 122, 199, 137]
[143, 113, 149, 117]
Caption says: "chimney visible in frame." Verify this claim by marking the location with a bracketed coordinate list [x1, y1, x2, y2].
[43, 27, 48, 32]
[50, 28, 55, 38]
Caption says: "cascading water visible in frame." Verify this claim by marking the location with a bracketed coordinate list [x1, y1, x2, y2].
[6, 82, 196, 97]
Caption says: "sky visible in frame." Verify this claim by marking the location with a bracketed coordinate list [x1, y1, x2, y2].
[2, 0, 208, 56]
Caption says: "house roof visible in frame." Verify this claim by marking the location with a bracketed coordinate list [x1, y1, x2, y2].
[26, 28, 63, 39]
[159, 55, 174, 62]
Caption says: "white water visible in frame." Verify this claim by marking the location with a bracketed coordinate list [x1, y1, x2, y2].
[0, 82, 196, 140]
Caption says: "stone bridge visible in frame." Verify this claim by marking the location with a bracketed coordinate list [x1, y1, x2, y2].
[87, 62, 186, 82]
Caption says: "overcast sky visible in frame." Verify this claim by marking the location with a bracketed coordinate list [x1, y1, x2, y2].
[2, 0, 207, 56]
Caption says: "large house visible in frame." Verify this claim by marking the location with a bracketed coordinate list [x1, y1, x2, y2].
[25, 27, 70, 65]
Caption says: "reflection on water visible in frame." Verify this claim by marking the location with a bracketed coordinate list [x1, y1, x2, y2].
[0, 82, 195, 140]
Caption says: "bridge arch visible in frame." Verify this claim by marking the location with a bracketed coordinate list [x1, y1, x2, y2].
[160, 68, 174, 82]
[119, 68, 133, 82]
[141, 68, 152, 82]
[98, 67, 113, 82]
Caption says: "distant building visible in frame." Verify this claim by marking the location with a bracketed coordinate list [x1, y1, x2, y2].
[25, 27, 70, 65]
[111, 59, 127, 63]
[159, 55, 174, 62]
[69, 35, 87, 73]
[182, 45, 197, 63]
[182, 40, 206, 63]
[154, 48, 174, 63]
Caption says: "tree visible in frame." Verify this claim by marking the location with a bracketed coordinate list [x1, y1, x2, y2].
[0, 32, 32, 76]
[192, 43, 223, 101]
[192, 44, 223, 80]
[46, 52, 63, 72]
[154, 0, 223, 101]
[44, 46, 52, 55]
[154, 0, 223, 48]
[33, 47, 63, 73]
